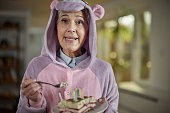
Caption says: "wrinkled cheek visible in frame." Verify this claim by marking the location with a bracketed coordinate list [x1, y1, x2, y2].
[57, 25, 66, 36]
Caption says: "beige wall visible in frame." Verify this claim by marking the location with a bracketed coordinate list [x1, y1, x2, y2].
[0, 0, 110, 28]
[0, 0, 51, 27]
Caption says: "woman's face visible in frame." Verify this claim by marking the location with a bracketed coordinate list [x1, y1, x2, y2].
[57, 11, 88, 57]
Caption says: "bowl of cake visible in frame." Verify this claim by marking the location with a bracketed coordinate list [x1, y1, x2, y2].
[52, 96, 108, 113]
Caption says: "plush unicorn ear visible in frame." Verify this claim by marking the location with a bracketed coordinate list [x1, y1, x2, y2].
[92, 4, 105, 20]
[50, 0, 58, 9]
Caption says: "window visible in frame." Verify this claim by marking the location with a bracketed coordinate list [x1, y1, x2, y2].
[97, 11, 152, 85]
[140, 11, 152, 79]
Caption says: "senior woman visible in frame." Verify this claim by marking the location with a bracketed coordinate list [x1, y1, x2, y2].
[16, 0, 119, 113]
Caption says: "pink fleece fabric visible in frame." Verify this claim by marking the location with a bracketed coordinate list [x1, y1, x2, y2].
[50, 0, 58, 9]
[92, 4, 105, 20]
[36, 63, 101, 112]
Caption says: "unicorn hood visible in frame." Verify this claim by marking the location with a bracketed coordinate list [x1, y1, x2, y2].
[41, 0, 105, 69]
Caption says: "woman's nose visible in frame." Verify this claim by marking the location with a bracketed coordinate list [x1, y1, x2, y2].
[67, 29, 75, 33]
[67, 22, 76, 33]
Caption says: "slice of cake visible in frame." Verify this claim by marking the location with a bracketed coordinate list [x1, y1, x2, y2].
[58, 96, 97, 113]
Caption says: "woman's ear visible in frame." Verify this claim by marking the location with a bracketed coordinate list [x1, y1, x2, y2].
[50, 0, 58, 9]
[92, 4, 105, 20]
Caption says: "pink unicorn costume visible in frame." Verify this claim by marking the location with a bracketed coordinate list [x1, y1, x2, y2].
[16, 0, 119, 113]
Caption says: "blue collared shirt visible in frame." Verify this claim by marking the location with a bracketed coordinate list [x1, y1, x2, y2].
[59, 49, 88, 68]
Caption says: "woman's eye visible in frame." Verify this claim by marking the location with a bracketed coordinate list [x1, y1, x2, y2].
[61, 19, 68, 23]
[76, 20, 84, 25]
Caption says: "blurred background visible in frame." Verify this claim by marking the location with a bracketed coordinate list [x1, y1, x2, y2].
[0, 0, 169, 113]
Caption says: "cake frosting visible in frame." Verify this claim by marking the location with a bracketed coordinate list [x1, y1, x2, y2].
[58, 96, 97, 113]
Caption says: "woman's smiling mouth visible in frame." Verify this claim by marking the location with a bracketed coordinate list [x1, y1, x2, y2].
[64, 36, 79, 40]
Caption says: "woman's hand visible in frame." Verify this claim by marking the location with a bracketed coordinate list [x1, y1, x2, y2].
[98, 97, 107, 113]
[21, 77, 42, 102]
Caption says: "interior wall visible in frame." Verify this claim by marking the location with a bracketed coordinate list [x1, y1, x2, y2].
[149, 0, 170, 92]
[0, 0, 51, 28]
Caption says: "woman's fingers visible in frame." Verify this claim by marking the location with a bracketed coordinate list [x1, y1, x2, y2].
[98, 97, 106, 103]
[29, 91, 42, 102]
[23, 83, 42, 97]
[21, 77, 43, 102]
[21, 77, 36, 89]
